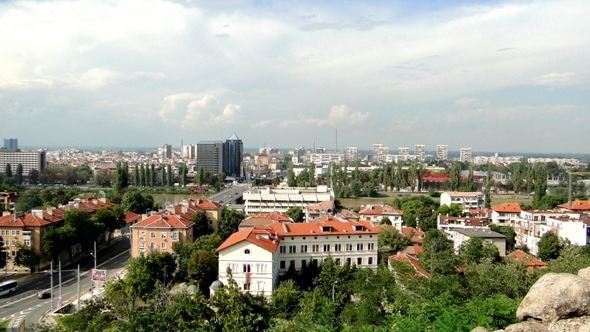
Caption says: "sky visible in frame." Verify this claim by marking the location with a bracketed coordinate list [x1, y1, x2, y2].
[1, 0, 589, 154]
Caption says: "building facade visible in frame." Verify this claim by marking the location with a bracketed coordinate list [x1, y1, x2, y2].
[217, 219, 379, 296]
[460, 148, 473, 163]
[0, 150, 46, 177]
[436, 145, 448, 160]
[223, 133, 243, 178]
[196, 141, 224, 175]
[243, 186, 335, 215]
[3, 138, 18, 149]
[130, 213, 194, 258]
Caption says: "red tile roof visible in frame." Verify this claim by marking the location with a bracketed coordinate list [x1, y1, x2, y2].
[558, 199, 590, 211]
[336, 209, 360, 221]
[131, 213, 193, 229]
[218, 220, 378, 252]
[506, 250, 547, 269]
[358, 204, 404, 216]
[125, 212, 142, 224]
[492, 202, 521, 213]
[240, 212, 292, 228]
[390, 252, 430, 278]
[217, 226, 280, 252]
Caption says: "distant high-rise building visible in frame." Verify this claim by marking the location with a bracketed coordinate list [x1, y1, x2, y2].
[3, 138, 18, 150]
[460, 147, 473, 163]
[398, 147, 409, 155]
[372, 144, 389, 162]
[0, 150, 46, 176]
[158, 144, 172, 160]
[223, 133, 243, 178]
[344, 146, 358, 161]
[182, 144, 196, 159]
[436, 145, 448, 160]
[414, 144, 426, 161]
[196, 141, 224, 175]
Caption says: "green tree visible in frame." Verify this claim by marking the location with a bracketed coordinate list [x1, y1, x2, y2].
[15, 189, 43, 212]
[121, 191, 154, 214]
[92, 207, 125, 241]
[188, 249, 218, 293]
[211, 269, 271, 332]
[113, 162, 129, 193]
[378, 225, 411, 254]
[537, 231, 563, 261]
[271, 280, 302, 320]
[15, 164, 23, 185]
[14, 244, 41, 273]
[489, 224, 516, 252]
[5, 163, 12, 178]
[125, 251, 177, 300]
[192, 211, 213, 238]
[28, 169, 40, 184]
[438, 203, 463, 217]
[460, 237, 500, 264]
[548, 245, 590, 273]
[285, 206, 304, 222]
[217, 207, 245, 240]
[94, 171, 112, 187]
[420, 229, 458, 275]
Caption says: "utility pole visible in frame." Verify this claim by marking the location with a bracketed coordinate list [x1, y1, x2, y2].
[50, 261, 54, 309]
[77, 264, 81, 311]
[58, 260, 62, 307]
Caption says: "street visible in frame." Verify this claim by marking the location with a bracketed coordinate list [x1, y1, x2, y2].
[0, 236, 130, 327]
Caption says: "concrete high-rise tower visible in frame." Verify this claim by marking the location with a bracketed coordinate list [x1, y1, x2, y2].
[196, 141, 224, 175]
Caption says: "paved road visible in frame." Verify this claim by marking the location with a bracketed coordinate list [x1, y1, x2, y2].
[208, 183, 251, 204]
[0, 237, 130, 327]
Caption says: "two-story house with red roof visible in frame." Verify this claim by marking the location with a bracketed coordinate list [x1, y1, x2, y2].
[130, 212, 194, 258]
[217, 219, 378, 296]
[490, 202, 521, 226]
[357, 204, 404, 229]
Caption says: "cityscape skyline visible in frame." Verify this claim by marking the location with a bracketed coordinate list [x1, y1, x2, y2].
[1, 1, 589, 153]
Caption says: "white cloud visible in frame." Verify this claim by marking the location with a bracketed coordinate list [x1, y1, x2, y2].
[158, 94, 242, 129]
[534, 72, 578, 87]
[279, 104, 369, 128]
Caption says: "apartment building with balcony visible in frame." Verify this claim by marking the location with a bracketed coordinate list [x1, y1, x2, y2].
[440, 192, 485, 210]
[490, 202, 521, 226]
[243, 185, 334, 215]
[217, 219, 379, 296]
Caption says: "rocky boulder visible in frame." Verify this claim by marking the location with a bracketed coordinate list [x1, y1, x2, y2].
[516, 273, 590, 323]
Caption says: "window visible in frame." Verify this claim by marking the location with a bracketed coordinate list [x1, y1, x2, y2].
[150, 243, 156, 249]
[280, 261, 286, 269]
[334, 244, 342, 252]
[346, 244, 353, 251]
[346, 258, 351, 265]
[280, 246, 286, 254]
[11, 240, 17, 246]
[312, 245, 319, 252]
[289, 260, 295, 269]
[357, 257, 362, 265]
[244, 249, 251, 254]
[138, 242, 145, 249]
[23, 231, 31, 237]
[336, 258, 341, 265]
[0, 230, 7, 236]
[161, 232, 167, 240]
[24, 239, 30, 247]
[243, 264, 251, 273]
[244, 283, 250, 291]
[150, 232, 156, 239]
[12, 230, 19, 236]
[171, 232, 179, 241]
[289, 245, 296, 253]
[301, 260, 307, 268]
[367, 243, 374, 250]
[368, 257, 373, 265]
[300, 245, 308, 253]
[357, 243, 364, 250]
[323, 244, 330, 252]
[161, 242, 167, 250]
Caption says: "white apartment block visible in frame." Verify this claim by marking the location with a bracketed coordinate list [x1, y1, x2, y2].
[158, 144, 172, 160]
[0, 150, 46, 176]
[372, 144, 390, 163]
[436, 145, 448, 160]
[414, 144, 426, 161]
[182, 144, 196, 159]
[344, 147, 358, 161]
[217, 219, 379, 296]
[243, 186, 335, 215]
[305, 152, 345, 165]
[459, 148, 473, 163]
[440, 192, 485, 210]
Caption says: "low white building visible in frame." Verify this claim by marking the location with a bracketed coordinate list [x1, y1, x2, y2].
[440, 192, 485, 210]
[446, 228, 507, 256]
[490, 203, 522, 226]
[357, 204, 404, 229]
[243, 185, 335, 215]
[217, 219, 378, 296]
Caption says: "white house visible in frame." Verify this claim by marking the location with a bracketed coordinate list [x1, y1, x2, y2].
[440, 192, 485, 210]
[490, 203, 521, 226]
[357, 204, 404, 229]
[217, 219, 379, 296]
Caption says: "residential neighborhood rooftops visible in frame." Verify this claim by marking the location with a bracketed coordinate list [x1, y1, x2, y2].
[558, 199, 590, 211]
[358, 204, 403, 216]
[452, 228, 506, 238]
[131, 213, 193, 229]
[492, 202, 522, 213]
